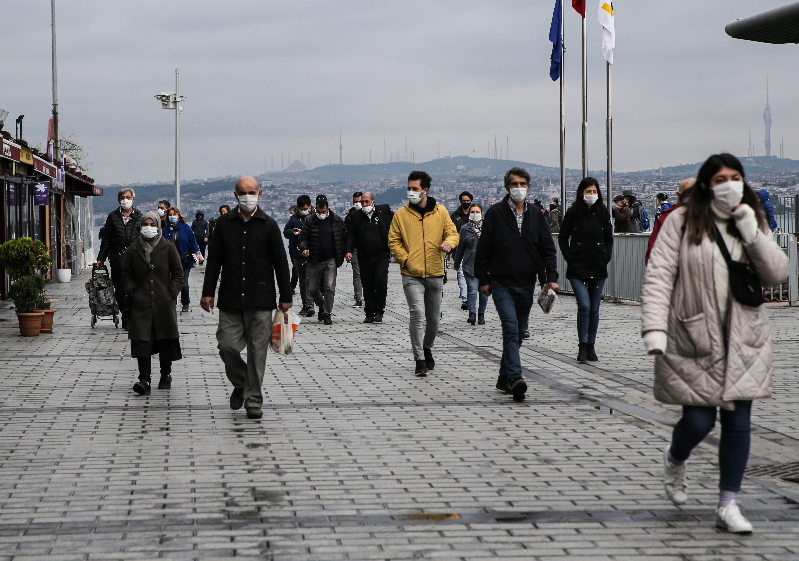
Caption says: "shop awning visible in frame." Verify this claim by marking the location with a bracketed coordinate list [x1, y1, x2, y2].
[726, 2, 799, 44]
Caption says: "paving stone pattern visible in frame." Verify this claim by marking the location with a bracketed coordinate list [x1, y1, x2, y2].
[1, 262, 798, 560]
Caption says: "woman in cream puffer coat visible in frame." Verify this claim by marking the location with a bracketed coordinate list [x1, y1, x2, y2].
[641, 153, 789, 534]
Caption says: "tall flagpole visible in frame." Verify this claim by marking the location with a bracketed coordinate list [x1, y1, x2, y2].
[559, 1, 566, 207]
[606, 62, 612, 217]
[582, 14, 588, 179]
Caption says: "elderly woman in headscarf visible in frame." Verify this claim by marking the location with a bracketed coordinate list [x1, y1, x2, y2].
[122, 211, 185, 395]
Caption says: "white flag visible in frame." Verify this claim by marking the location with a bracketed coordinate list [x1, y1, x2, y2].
[598, 2, 615, 64]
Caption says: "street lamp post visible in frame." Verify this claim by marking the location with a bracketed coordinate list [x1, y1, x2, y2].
[154, 69, 186, 208]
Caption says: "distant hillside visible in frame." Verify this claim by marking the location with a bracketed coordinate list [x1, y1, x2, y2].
[263, 156, 579, 184]
[626, 156, 799, 177]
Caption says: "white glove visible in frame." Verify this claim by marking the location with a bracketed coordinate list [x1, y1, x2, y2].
[643, 331, 667, 355]
[732, 204, 758, 244]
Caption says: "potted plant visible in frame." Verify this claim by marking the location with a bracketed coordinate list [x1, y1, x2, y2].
[35, 294, 55, 334]
[0, 238, 54, 334]
[9, 275, 46, 336]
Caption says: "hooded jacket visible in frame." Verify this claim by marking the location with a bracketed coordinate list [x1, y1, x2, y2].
[757, 189, 778, 232]
[388, 197, 459, 278]
[641, 206, 789, 408]
[297, 211, 346, 267]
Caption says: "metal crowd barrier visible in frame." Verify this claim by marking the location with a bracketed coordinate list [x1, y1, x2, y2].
[552, 232, 799, 306]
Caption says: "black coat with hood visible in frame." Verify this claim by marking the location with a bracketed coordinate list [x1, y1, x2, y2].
[297, 211, 346, 267]
[558, 200, 614, 280]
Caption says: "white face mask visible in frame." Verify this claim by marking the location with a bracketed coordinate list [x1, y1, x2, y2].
[156, 208, 165, 217]
[120, 199, 133, 210]
[509, 188, 527, 203]
[238, 194, 258, 213]
[469, 213, 482, 223]
[711, 180, 744, 215]
[361, 203, 374, 214]
[300, 208, 311, 216]
[141, 226, 159, 239]
[584, 194, 599, 206]
[408, 190, 424, 205]
[317, 211, 328, 220]
[353, 202, 362, 210]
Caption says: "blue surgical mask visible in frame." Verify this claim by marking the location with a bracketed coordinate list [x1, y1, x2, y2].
[168, 215, 178, 224]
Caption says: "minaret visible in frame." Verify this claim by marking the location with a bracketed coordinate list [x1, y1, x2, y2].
[339, 130, 343, 165]
[764, 78, 772, 158]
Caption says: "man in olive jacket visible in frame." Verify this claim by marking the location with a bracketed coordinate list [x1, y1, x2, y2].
[388, 171, 459, 377]
[201, 176, 292, 420]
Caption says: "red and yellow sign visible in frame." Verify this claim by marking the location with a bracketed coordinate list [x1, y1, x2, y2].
[19, 148, 33, 165]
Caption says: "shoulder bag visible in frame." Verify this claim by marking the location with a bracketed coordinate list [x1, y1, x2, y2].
[171, 226, 195, 266]
[714, 227, 764, 307]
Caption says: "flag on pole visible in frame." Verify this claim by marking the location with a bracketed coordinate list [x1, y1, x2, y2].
[572, 0, 585, 17]
[598, 1, 615, 64]
[549, 0, 562, 81]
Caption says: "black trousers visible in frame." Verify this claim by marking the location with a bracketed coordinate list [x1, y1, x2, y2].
[360, 253, 390, 316]
[196, 238, 208, 258]
[137, 355, 173, 382]
[109, 254, 129, 322]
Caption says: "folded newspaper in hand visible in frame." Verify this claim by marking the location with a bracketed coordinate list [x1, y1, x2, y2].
[537, 288, 557, 315]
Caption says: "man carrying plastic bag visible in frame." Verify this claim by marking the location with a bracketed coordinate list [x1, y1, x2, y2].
[201, 176, 293, 420]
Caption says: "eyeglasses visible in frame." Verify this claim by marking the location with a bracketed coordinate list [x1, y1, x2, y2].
[509, 181, 528, 187]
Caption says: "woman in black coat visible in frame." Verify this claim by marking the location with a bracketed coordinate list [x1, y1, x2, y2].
[122, 211, 185, 395]
[558, 177, 614, 363]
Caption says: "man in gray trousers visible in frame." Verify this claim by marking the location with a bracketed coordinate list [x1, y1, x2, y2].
[201, 176, 292, 420]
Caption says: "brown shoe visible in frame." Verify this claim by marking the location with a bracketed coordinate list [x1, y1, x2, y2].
[246, 408, 263, 419]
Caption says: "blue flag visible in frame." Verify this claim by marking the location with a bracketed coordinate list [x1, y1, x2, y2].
[549, 0, 562, 81]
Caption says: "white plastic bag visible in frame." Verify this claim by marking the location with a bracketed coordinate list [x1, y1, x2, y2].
[271, 309, 301, 356]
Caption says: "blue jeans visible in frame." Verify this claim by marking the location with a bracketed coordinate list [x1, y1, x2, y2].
[570, 278, 605, 344]
[181, 267, 191, 306]
[670, 401, 752, 492]
[457, 269, 467, 302]
[492, 283, 536, 384]
[464, 272, 488, 314]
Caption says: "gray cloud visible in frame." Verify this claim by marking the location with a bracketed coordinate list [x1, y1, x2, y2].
[2, 1, 795, 183]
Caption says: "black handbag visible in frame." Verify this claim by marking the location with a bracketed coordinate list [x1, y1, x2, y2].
[171, 227, 195, 266]
[714, 227, 764, 307]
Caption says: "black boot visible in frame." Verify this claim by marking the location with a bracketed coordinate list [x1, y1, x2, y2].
[477, 313, 485, 325]
[467, 312, 476, 325]
[158, 374, 172, 389]
[577, 342, 588, 362]
[586, 344, 598, 362]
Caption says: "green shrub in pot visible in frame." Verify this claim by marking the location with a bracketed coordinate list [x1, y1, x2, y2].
[9, 275, 47, 314]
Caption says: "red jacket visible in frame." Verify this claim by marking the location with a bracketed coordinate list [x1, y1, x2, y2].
[645, 203, 679, 264]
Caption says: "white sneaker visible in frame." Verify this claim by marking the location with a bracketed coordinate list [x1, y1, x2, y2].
[715, 500, 753, 533]
[663, 446, 687, 505]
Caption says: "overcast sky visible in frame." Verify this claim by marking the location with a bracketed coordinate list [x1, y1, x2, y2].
[2, 1, 796, 184]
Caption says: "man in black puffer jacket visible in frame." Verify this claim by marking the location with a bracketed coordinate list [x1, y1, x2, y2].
[97, 188, 143, 329]
[297, 195, 346, 325]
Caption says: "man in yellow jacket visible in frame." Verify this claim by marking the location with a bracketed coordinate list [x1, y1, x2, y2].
[388, 171, 459, 377]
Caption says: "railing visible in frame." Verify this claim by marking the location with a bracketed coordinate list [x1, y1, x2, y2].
[553, 232, 799, 306]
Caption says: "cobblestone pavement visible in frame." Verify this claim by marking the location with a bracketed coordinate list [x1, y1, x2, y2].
[1, 262, 799, 560]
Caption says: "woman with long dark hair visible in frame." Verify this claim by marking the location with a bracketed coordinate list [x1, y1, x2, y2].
[642, 153, 789, 533]
[558, 177, 613, 362]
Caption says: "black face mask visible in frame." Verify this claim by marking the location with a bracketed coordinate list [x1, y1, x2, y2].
[461, 201, 471, 210]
